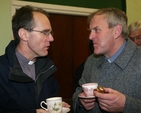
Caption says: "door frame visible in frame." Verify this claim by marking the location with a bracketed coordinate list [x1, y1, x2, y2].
[11, 0, 97, 17]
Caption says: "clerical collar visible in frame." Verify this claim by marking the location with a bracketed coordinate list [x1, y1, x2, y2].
[28, 60, 35, 65]
[16, 49, 36, 65]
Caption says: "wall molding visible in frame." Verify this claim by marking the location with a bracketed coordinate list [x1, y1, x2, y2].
[11, 0, 97, 17]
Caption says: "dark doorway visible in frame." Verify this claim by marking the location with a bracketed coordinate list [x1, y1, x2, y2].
[48, 13, 91, 99]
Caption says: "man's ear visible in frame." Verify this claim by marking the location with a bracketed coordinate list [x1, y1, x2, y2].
[114, 24, 122, 39]
[18, 28, 29, 42]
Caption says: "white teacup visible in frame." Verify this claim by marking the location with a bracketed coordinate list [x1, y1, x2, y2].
[82, 83, 98, 97]
[40, 97, 62, 113]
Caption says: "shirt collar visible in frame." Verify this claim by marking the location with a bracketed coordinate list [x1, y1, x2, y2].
[106, 41, 127, 63]
[16, 49, 36, 65]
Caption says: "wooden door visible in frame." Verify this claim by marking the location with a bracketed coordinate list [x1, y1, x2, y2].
[48, 13, 90, 99]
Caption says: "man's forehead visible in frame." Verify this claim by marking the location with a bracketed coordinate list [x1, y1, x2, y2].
[32, 12, 51, 30]
[90, 15, 108, 26]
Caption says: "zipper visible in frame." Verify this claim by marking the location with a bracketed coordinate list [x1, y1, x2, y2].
[35, 65, 54, 82]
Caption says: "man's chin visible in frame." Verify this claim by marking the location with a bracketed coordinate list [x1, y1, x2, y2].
[39, 52, 48, 57]
[94, 51, 100, 55]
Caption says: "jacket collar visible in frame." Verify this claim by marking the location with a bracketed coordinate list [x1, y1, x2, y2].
[95, 39, 137, 70]
[6, 41, 57, 83]
[9, 55, 34, 82]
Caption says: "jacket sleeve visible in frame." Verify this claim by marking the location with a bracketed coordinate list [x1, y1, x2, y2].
[123, 95, 141, 113]
[72, 86, 88, 113]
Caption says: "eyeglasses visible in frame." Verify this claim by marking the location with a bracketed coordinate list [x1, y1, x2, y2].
[30, 29, 53, 36]
[129, 35, 141, 41]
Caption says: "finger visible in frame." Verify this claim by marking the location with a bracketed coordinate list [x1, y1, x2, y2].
[94, 91, 107, 98]
[99, 103, 109, 111]
[62, 101, 70, 108]
[81, 100, 96, 110]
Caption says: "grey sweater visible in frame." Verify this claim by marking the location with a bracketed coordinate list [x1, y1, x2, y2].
[73, 39, 141, 113]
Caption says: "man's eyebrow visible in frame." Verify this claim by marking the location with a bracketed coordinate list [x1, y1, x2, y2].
[93, 26, 99, 29]
[130, 35, 141, 38]
[90, 26, 98, 30]
[129, 37, 134, 38]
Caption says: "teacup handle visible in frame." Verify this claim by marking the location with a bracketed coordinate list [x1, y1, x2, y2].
[40, 101, 48, 111]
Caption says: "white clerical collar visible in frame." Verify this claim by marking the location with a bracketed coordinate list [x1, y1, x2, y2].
[28, 60, 35, 65]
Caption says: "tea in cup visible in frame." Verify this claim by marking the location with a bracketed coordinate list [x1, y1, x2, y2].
[82, 83, 98, 97]
[40, 97, 62, 113]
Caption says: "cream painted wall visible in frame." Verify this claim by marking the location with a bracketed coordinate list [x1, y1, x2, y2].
[0, 0, 12, 55]
[126, 0, 141, 25]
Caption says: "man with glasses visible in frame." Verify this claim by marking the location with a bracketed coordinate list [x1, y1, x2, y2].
[0, 5, 70, 113]
[128, 20, 141, 47]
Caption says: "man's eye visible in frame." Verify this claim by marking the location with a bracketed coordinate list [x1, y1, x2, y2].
[43, 31, 53, 36]
[88, 28, 100, 33]
[94, 28, 100, 33]
[43, 31, 48, 35]
[95, 29, 98, 32]
[137, 36, 141, 40]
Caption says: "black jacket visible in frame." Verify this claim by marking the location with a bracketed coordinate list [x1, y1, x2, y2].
[0, 40, 59, 113]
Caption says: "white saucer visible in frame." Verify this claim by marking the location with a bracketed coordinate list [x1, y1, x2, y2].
[78, 94, 95, 99]
[62, 107, 70, 113]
